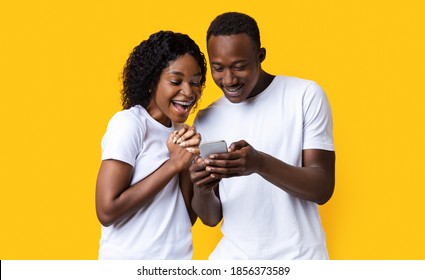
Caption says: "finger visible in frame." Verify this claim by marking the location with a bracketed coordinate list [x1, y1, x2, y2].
[172, 125, 189, 142]
[177, 126, 197, 144]
[168, 132, 177, 144]
[228, 140, 248, 152]
[192, 155, 202, 163]
[189, 159, 207, 172]
[194, 179, 220, 191]
[179, 135, 201, 147]
[205, 150, 239, 162]
[205, 164, 241, 176]
[208, 172, 236, 180]
[194, 174, 221, 188]
[186, 147, 200, 155]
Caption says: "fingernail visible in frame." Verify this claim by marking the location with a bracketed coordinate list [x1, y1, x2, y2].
[177, 137, 182, 144]
[179, 141, 186, 147]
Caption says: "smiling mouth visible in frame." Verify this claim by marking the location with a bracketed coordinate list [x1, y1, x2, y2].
[223, 84, 243, 96]
[171, 99, 195, 112]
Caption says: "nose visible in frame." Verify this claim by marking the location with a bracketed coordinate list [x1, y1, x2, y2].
[222, 69, 237, 86]
[180, 83, 195, 99]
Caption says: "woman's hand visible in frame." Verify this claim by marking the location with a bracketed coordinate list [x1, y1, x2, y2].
[167, 125, 201, 171]
[173, 124, 201, 155]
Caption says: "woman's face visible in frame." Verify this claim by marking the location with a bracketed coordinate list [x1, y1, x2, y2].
[148, 53, 203, 127]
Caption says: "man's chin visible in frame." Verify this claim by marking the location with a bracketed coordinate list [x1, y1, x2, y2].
[225, 94, 245, 103]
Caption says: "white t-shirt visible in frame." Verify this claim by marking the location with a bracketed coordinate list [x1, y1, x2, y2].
[98, 105, 193, 259]
[194, 75, 334, 259]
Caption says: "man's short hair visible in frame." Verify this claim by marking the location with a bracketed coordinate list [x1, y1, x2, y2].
[207, 12, 261, 50]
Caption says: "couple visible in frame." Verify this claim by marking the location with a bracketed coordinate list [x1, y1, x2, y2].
[95, 12, 335, 260]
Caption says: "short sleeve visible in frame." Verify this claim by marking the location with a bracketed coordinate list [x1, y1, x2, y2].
[101, 111, 145, 166]
[302, 82, 334, 151]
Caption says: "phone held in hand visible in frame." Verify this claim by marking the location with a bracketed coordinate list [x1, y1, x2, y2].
[199, 140, 228, 159]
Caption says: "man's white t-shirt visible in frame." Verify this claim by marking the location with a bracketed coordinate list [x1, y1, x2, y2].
[194, 75, 334, 259]
[98, 105, 192, 259]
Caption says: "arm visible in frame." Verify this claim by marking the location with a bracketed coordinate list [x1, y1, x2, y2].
[96, 128, 200, 227]
[189, 157, 222, 226]
[204, 140, 335, 205]
[179, 168, 197, 225]
[258, 148, 335, 205]
[174, 125, 202, 225]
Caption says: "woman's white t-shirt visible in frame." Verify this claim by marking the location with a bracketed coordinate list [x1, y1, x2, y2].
[98, 105, 192, 259]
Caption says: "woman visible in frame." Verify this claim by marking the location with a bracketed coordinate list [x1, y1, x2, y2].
[96, 31, 207, 259]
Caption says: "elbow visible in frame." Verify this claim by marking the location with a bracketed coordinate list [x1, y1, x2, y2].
[97, 212, 114, 227]
[316, 181, 335, 205]
[96, 206, 117, 227]
[201, 217, 221, 227]
[192, 204, 221, 226]
[317, 197, 330, 206]
[198, 212, 222, 227]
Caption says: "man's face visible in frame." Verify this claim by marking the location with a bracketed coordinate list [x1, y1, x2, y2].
[207, 34, 262, 103]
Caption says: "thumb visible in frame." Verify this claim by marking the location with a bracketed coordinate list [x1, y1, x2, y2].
[228, 140, 249, 152]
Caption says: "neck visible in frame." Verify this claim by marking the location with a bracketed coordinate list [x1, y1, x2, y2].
[249, 71, 275, 99]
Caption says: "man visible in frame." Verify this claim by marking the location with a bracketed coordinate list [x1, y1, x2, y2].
[190, 12, 335, 259]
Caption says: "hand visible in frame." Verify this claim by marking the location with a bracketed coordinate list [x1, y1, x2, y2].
[189, 157, 221, 192]
[204, 140, 262, 178]
[173, 125, 201, 155]
[166, 125, 201, 171]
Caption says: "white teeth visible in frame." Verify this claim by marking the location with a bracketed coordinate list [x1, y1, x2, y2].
[173, 100, 193, 106]
[224, 85, 243, 92]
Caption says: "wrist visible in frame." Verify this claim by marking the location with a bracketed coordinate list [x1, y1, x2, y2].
[165, 158, 183, 174]
[194, 185, 217, 196]
[257, 151, 267, 176]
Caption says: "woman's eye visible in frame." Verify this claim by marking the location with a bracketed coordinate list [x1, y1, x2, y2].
[170, 80, 182, 85]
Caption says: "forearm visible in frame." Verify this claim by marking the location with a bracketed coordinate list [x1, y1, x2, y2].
[257, 151, 335, 205]
[97, 160, 181, 226]
[179, 169, 197, 225]
[191, 186, 222, 226]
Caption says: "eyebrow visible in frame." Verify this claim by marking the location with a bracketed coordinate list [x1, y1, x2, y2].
[210, 60, 247, 66]
[167, 70, 202, 77]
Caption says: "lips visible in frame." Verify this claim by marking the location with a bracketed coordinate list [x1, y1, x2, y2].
[171, 99, 195, 112]
[223, 84, 244, 97]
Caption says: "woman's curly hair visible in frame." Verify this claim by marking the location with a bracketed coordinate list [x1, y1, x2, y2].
[121, 30, 207, 109]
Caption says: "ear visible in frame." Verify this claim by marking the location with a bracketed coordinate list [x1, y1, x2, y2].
[258, 47, 266, 63]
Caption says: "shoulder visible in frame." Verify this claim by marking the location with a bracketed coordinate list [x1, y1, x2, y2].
[276, 75, 322, 92]
[195, 97, 227, 120]
[274, 75, 327, 103]
[106, 106, 147, 135]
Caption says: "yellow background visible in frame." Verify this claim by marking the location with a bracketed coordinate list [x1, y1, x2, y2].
[1, 0, 424, 260]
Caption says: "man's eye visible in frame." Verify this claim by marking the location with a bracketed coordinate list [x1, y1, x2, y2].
[234, 65, 246, 71]
[213, 67, 223, 72]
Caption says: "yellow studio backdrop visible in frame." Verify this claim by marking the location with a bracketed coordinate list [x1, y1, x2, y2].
[1, 0, 424, 260]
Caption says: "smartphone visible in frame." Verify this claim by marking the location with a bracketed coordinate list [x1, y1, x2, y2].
[199, 140, 228, 159]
